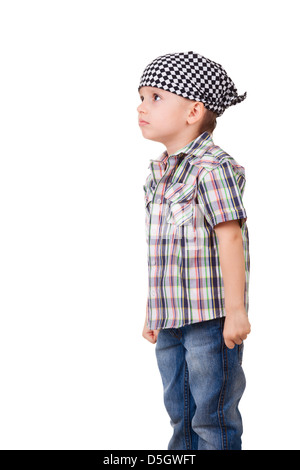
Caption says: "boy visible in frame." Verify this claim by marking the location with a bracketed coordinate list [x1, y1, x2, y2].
[137, 51, 251, 451]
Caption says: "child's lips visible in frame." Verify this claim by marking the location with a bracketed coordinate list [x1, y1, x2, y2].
[139, 120, 149, 126]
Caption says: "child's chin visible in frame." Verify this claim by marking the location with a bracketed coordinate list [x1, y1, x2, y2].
[141, 131, 162, 143]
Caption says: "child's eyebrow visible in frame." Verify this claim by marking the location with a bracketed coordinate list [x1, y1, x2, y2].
[139, 89, 163, 96]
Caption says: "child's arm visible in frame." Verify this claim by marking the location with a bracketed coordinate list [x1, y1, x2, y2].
[214, 219, 251, 349]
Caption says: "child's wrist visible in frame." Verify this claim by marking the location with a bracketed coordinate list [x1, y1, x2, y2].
[225, 304, 246, 316]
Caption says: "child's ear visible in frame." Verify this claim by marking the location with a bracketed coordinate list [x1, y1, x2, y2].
[187, 101, 205, 124]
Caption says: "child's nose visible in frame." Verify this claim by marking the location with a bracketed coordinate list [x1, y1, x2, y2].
[137, 99, 148, 113]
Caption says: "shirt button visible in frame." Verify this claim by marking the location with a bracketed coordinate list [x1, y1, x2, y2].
[156, 198, 161, 204]
[151, 289, 156, 296]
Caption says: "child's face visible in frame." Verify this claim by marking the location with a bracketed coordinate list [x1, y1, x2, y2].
[137, 86, 192, 147]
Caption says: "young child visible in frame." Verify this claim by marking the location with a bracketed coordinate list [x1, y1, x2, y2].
[137, 51, 251, 451]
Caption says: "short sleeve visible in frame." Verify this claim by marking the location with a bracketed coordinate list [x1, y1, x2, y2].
[197, 160, 247, 229]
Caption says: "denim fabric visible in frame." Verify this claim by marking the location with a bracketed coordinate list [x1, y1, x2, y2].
[155, 318, 246, 450]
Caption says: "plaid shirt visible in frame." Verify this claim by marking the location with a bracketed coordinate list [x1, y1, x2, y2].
[143, 131, 250, 330]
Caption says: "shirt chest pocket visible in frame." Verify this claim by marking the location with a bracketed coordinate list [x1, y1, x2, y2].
[143, 184, 154, 214]
[164, 182, 198, 249]
[143, 184, 154, 241]
[164, 182, 195, 226]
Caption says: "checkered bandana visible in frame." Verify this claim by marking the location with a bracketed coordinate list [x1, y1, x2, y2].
[138, 51, 247, 117]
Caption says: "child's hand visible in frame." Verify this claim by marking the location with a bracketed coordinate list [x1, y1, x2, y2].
[142, 317, 160, 344]
[223, 309, 251, 349]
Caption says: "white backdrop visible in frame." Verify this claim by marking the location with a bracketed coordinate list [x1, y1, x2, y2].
[0, 0, 299, 450]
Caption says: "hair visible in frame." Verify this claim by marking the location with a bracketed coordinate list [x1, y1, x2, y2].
[184, 98, 218, 135]
[198, 106, 218, 135]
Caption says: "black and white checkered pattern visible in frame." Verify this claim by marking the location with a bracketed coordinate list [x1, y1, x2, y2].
[138, 51, 246, 117]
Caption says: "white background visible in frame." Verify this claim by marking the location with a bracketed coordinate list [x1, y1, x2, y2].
[0, 0, 299, 450]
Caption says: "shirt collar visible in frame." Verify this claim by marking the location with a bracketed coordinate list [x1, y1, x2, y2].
[148, 131, 214, 168]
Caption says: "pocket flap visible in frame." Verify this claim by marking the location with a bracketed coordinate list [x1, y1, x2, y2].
[165, 183, 195, 226]
[164, 182, 195, 203]
[143, 184, 154, 207]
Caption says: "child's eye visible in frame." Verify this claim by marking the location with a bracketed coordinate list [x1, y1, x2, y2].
[153, 94, 161, 101]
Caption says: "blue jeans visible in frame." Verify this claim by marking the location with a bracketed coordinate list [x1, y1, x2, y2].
[155, 318, 246, 450]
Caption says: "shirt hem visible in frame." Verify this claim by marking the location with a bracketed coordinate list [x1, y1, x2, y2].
[148, 311, 227, 330]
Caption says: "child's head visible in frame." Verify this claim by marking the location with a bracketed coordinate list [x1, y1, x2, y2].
[137, 51, 246, 149]
[137, 86, 217, 148]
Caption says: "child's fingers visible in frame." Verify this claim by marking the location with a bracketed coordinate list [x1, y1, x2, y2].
[224, 337, 236, 349]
